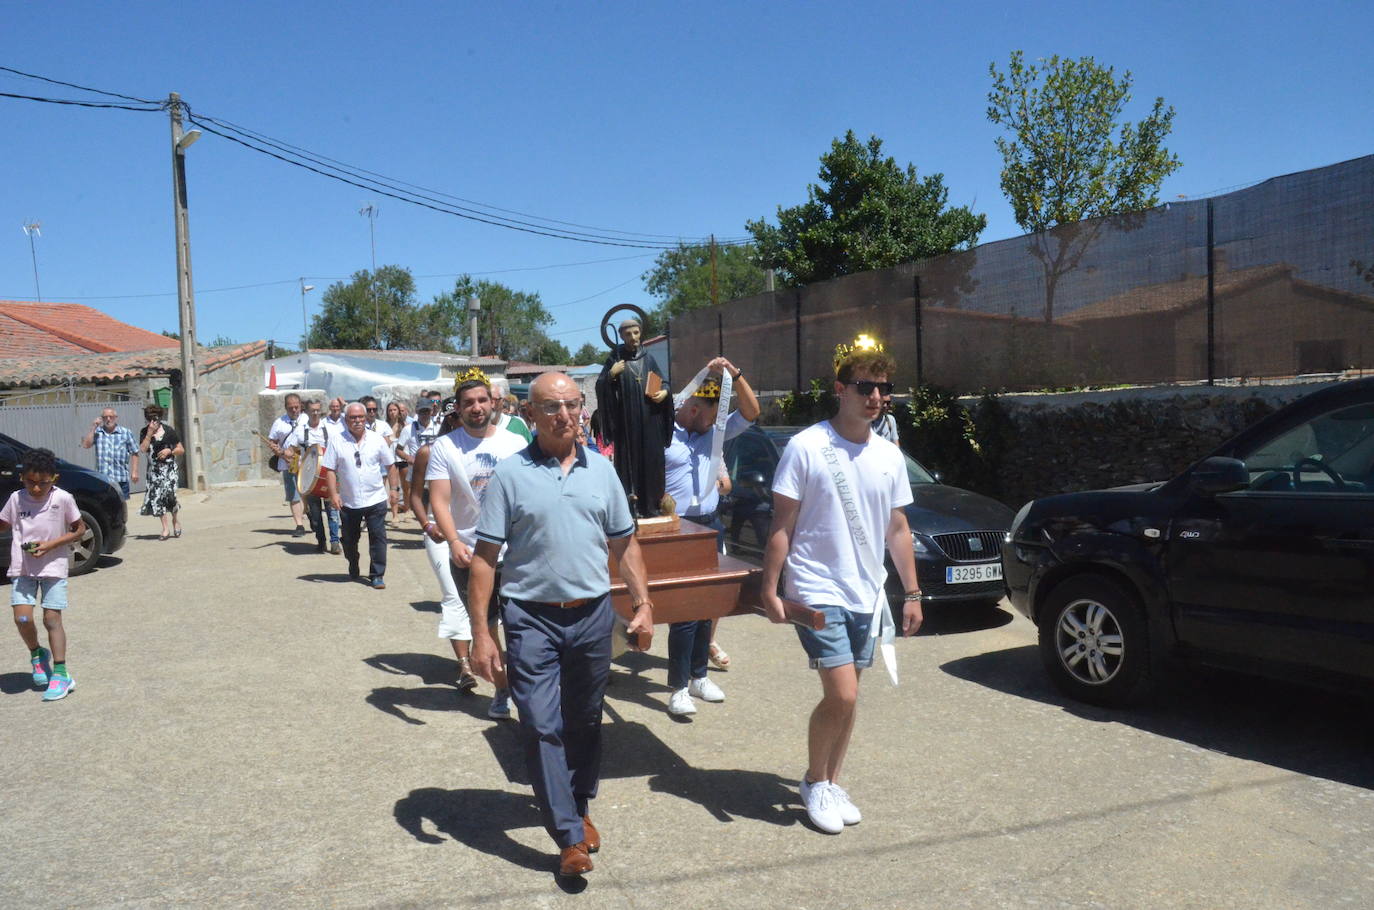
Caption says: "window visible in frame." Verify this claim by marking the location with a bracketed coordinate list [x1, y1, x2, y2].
[1240, 402, 1374, 492]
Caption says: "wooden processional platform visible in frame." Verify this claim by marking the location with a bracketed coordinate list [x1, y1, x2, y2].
[608, 517, 822, 630]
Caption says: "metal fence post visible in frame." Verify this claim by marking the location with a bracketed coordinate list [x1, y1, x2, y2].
[1207, 199, 1215, 386]
[794, 289, 803, 391]
[914, 274, 923, 387]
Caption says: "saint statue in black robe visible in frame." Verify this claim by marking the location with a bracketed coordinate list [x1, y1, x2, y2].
[595, 318, 673, 519]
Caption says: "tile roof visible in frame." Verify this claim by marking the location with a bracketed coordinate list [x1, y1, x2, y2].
[0, 340, 267, 389]
[0, 302, 180, 357]
[300, 348, 506, 367]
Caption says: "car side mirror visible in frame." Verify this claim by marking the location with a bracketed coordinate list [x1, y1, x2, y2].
[1191, 456, 1248, 495]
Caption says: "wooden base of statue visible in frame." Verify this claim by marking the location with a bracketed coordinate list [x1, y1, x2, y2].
[608, 518, 824, 631]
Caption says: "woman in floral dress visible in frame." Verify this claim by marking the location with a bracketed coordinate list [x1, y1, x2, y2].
[138, 405, 184, 540]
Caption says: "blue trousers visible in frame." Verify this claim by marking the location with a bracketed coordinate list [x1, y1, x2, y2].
[304, 495, 340, 545]
[668, 514, 724, 688]
[503, 595, 614, 849]
[340, 501, 387, 579]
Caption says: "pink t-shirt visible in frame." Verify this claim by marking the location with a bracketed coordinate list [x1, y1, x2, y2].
[1, 487, 81, 579]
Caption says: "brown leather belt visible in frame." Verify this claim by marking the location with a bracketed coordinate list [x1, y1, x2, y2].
[550, 597, 595, 609]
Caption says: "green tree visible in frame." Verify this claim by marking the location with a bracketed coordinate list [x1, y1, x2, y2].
[643, 242, 767, 321]
[571, 341, 603, 365]
[988, 51, 1182, 321]
[746, 131, 986, 286]
[440, 276, 554, 361]
[526, 336, 573, 364]
[308, 266, 463, 351]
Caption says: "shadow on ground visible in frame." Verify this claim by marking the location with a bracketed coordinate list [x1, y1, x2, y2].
[915, 601, 1014, 636]
[942, 644, 1374, 790]
[409, 599, 440, 614]
[362, 652, 498, 725]
[0, 671, 37, 695]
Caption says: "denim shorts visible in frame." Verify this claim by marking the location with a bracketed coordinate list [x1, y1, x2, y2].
[795, 604, 875, 669]
[282, 469, 301, 503]
[11, 577, 70, 610]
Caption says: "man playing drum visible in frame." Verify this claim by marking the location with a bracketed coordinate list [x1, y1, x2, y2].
[288, 399, 342, 555]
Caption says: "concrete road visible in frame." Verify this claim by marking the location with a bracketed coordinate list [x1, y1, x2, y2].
[2, 485, 1370, 908]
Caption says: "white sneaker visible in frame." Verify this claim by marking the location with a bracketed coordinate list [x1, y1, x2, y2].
[688, 676, 725, 703]
[829, 782, 862, 825]
[799, 776, 843, 834]
[667, 687, 697, 715]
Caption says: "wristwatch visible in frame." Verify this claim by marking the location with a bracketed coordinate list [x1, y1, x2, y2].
[731, 370, 743, 381]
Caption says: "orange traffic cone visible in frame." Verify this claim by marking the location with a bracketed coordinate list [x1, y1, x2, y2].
[268, 365, 277, 389]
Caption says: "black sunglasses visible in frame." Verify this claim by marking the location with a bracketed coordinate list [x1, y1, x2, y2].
[844, 380, 894, 396]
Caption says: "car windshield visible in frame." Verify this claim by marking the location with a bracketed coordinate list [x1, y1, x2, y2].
[905, 454, 936, 485]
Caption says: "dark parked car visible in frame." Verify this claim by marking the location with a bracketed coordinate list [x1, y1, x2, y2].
[0, 433, 128, 577]
[723, 425, 1015, 606]
[1003, 378, 1374, 706]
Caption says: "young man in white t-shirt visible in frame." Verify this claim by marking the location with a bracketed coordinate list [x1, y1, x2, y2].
[759, 345, 923, 835]
[426, 376, 527, 717]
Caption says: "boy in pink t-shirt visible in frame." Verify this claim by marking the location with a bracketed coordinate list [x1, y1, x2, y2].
[0, 448, 85, 701]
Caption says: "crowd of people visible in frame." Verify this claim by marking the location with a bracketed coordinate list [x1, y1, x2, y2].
[8, 332, 919, 881]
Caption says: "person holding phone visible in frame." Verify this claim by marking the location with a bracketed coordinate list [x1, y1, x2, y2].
[138, 405, 184, 541]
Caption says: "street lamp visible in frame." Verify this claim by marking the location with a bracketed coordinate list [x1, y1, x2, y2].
[300, 280, 316, 349]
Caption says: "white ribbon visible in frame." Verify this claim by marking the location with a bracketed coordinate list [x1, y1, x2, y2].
[819, 435, 899, 686]
[673, 367, 732, 510]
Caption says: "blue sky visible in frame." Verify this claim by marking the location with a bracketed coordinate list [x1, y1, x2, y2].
[2, 0, 1370, 355]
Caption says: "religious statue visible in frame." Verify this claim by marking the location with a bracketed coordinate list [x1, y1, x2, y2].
[595, 314, 673, 519]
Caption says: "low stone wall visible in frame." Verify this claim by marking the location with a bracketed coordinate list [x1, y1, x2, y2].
[759, 378, 1351, 508]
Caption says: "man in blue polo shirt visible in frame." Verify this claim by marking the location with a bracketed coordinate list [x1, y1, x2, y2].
[466, 371, 654, 879]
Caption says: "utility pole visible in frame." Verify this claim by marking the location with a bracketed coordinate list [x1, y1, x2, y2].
[21, 221, 42, 302]
[168, 92, 206, 492]
[359, 204, 379, 349]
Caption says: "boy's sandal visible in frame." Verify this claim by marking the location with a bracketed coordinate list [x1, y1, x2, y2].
[709, 641, 731, 669]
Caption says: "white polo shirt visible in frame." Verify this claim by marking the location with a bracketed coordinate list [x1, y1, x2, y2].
[321, 427, 397, 509]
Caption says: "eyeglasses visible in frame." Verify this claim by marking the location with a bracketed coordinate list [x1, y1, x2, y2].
[844, 380, 894, 397]
[365, 407, 378, 414]
[535, 398, 582, 417]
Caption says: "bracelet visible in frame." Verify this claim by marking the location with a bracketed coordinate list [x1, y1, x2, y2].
[731, 371, 743, 381]
[632, 600, 653, 611]
[903, 592, 923, 601]
[424, 521, 436, 532]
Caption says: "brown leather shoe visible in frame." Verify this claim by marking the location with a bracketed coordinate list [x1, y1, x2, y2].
[558, 842, 593, 876]
[581, 816, 600, 853]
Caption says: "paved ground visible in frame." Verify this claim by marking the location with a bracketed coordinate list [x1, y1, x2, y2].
[2, 485, 1372, 908]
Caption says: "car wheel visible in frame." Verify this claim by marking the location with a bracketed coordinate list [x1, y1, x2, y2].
[69, 509, 105, 577]
[1037, 574, 1152, 707]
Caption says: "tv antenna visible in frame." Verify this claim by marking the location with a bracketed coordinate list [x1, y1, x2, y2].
[21, 220, 42, 302]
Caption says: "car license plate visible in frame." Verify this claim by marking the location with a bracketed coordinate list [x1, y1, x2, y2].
[945, 562, 1002, 584]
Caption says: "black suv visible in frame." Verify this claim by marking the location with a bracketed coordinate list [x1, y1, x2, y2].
[0, 433, 128, 577]
[1003, 378, 1374, 706]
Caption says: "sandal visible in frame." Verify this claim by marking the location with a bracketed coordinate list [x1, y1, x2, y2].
[709, 641, 731, 670]
[173, 528, 183, 538]
[159, 533, 169, 541]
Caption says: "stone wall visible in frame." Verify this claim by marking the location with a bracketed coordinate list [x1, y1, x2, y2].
[197, 352, 277, 485]
[968, 380, 1344, 508]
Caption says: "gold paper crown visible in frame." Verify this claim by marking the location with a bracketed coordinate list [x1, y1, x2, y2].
[693, 378, 722, 400]
[833, 334, 885, 372]
[453, 366, 490, 391]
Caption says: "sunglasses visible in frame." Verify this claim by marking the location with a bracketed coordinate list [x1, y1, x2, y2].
[844, 380, 894, 397]
[365, 407, 378, 414]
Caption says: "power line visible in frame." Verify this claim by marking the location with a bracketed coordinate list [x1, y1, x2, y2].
[548, 275, 640, 308]
[0, 90, 161, 111]
[1, 254, 658, 301]
[190, 114, 750, 250]
[194, 112, 750, 244]
[0, 64, 157, 104]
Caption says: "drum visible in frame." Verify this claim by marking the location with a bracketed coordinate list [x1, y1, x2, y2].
[296, 448, 332, 499]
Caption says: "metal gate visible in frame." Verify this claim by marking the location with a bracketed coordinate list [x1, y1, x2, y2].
[0, 399, 149, 493]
